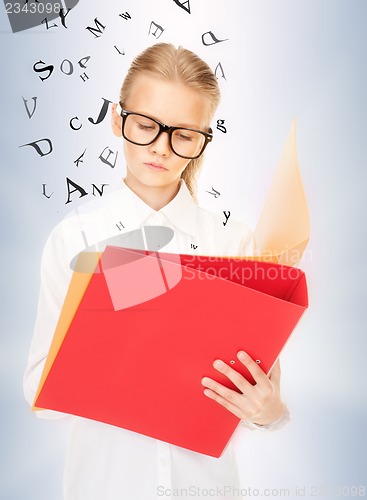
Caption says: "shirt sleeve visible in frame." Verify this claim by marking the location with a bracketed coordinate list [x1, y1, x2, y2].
[238, 222, 254, 257]
[239, 405, 291, 431]
[23, 223, 74, 419]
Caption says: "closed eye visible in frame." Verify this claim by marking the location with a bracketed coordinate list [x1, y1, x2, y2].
[137, 123, 155, 131]
[177, 132, 194, 141]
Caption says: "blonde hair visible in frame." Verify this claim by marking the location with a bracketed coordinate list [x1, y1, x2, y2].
[119, 43, 221, 202]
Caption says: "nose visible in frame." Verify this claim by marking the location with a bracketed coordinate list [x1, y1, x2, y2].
[149, 131, 171, 157]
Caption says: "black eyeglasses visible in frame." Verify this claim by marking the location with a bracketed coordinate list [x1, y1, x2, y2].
[116, 103, 213, 160]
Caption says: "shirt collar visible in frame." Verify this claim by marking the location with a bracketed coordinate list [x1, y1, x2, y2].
[117, 179, 198, 239]
[160, 179, 198, 238]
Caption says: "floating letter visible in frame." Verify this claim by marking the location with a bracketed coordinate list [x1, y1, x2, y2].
[92, 184, 109, 197]
[74, 148, 87, 167]
[78, 56, 91, 69]
[88, 98, 112, 125]
[65, 177, 88, 204]
[33, 60, 54, 82]
[59, 7, 71, 28]
[172, 0, 191, 14]
[19, 138, 53, 157]
[223, 211, 230, 226]
[202, 31, 229, 46]
[42, 184, 54, 199]
[22, 96, 37, 119]
[60, 59, 73, 75]
[70, 117, 82, 131]
[217, 119, 227, 133]
[119, 12, 131, 20]
[114, 45, 125, 55]
[86, 18, 106, 38]
[206, 186, 220, 198]
[41, 17, 57, 30]
[99, 146, 118, 168]
[215, 62, 226, 80]
[149, 21, 164, 39]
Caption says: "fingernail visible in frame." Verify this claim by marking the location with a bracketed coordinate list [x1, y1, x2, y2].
[213, 359, 223, 369]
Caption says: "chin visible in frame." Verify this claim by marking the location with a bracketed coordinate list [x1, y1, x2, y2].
[144, 179, 176, 189]
[137, 172, 178, 188]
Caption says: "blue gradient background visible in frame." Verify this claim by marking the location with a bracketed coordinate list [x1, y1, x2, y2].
[1, 1, 366, 498]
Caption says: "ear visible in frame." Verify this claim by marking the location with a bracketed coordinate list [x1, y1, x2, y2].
[111, 103, 122, 137]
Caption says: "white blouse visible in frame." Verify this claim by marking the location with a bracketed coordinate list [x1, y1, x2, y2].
[24, 179, 290, 500]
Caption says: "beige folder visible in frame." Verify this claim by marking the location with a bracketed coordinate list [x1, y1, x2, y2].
[253, 119, 310, 266]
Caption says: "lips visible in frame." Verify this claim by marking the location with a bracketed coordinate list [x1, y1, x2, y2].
[144, 162, 168, 172]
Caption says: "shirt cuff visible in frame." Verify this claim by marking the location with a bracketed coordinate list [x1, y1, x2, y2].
[32, 408, 70, 420]
[239, 405, 291, 431]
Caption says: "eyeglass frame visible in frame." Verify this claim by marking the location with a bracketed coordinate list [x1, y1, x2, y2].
[116, 103, 213, 160]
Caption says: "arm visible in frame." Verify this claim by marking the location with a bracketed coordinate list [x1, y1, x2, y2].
[23, 223, 74, 419]
[200, 227, 291, 431]
[238, 358, 291, 431]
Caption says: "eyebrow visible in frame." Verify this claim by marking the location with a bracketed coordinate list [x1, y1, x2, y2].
[130, 109, 204, 131]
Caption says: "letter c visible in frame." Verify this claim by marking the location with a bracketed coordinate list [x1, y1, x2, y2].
[70, 116, 82, 131]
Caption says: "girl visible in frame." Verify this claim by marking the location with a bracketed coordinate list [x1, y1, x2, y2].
[24, 43, 289, 500]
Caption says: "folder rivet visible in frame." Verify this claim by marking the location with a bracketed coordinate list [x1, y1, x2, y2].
[230, 360, 235, 364]
[256, 359, 261, 364]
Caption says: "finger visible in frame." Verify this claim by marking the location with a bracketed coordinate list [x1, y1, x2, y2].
[203, 388, 247, 420]
[269, 359, 281, 386]
[211, 359, 254, 395]
[237, 351, 270, 385]
[201, 376, 244, 407]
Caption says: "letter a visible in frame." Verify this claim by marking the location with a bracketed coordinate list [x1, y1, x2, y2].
[65, 177, 88, 204]
[172, 0, 191, 14]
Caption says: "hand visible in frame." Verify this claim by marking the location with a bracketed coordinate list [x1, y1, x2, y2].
[201, 351, 285, 426]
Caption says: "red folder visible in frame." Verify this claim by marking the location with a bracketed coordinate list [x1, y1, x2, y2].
[34, 247, 308, 457]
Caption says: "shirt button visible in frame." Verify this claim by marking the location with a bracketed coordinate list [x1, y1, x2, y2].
[159, 458, 169, 466]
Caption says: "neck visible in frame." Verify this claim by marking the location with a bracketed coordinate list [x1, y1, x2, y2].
[122, 177, 181, 211]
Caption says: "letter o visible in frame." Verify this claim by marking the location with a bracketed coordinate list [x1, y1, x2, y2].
[60, 58, 74, 75]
